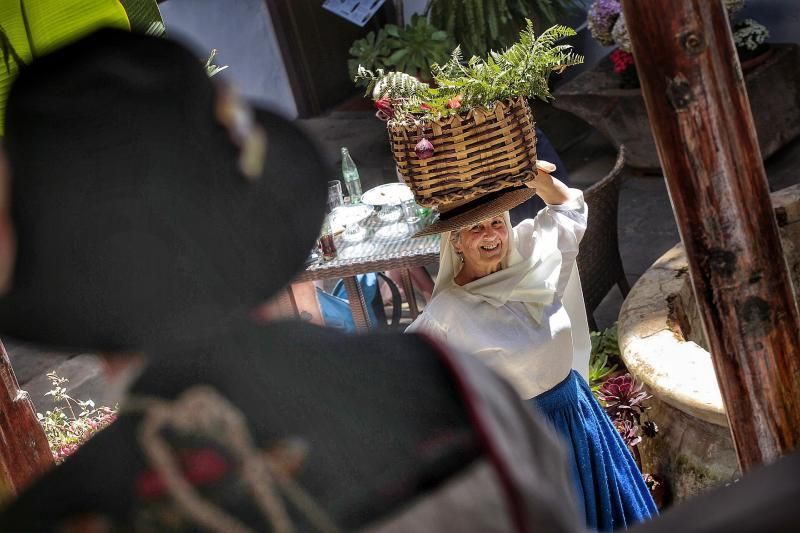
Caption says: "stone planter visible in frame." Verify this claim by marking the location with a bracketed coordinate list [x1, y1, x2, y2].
[553, 44, 800, 170]
[618, 184, 800, 504]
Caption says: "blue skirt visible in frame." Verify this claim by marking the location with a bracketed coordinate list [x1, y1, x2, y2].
[530, 370, 657, 532]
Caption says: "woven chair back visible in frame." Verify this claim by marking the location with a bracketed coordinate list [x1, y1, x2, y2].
[388, 97, 538, 208]
[577, 146, 630, 331]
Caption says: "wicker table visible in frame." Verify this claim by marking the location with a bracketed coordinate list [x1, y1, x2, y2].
[290, 213, 441, 331]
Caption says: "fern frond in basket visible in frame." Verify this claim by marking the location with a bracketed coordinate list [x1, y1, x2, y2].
[355, 19, 583, 122]
[356, 67, 430, 100]
[434, 21, 583, 105]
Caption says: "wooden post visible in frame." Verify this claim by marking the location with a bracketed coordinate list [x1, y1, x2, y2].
[0, 341, 53, 504]
[621, 0, 800, 470]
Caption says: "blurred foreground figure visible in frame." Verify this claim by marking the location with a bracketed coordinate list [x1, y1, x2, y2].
[0, 29, 580, 532]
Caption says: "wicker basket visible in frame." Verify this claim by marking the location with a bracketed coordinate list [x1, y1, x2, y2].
[388, 96, 537, 208]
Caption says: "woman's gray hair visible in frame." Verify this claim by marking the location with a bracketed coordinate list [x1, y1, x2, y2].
[449, 231, 461, 246]
[449, 231, 464, 262]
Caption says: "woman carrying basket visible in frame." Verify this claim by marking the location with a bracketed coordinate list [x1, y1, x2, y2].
[362, 20, 655, 529]
[406, 161, 657, 531]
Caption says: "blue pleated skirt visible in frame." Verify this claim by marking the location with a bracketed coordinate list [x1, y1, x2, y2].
[530, 370, 657, 532]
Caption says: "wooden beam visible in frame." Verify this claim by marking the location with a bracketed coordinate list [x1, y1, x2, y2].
[0, 341, 53, 504]
[621, 0, 800, 470]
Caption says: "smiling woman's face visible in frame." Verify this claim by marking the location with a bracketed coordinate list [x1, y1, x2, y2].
[453, 215, 509, 276]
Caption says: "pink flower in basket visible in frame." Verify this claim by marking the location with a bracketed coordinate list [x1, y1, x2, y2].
[375, 98, 394, 120]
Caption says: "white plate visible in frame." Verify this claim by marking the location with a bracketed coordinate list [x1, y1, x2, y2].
[374, 222, 411, 241]
[361, 183, 414, 206]
[330, 204, 374, 233]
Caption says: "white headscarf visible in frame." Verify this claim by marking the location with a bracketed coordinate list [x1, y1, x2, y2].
[433, 211, 591, 379]
[435, 213, 559, 324]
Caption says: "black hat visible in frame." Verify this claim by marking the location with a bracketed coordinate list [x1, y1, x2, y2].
[0, 29, 328, 350]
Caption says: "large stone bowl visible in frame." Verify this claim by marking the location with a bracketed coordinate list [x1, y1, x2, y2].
[553, 44, 800, 170]
[618, 184, 800, 503]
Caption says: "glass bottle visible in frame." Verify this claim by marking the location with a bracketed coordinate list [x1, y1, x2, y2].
[341, 147, 362, 204]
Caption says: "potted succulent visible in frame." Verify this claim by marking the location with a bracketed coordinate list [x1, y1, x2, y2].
[584, 0, 765, 90]
[586, 0, 637, 88]
[349, 14, 452, 85]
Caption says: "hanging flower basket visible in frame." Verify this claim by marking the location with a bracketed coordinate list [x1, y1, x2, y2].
[388, 97, 538, 208]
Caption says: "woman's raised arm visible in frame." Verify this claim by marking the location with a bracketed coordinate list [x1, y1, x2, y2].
[525, 160, 575, 206]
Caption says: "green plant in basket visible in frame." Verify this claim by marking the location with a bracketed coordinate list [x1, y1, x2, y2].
[355, 20, 582, 122]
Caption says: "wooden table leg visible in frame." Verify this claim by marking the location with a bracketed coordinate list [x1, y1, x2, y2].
[400, 268, 420, 320]
[343, 276, 371, 332]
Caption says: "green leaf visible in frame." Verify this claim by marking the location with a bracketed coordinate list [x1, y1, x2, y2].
[387, 48, 409, 64]
[1, 0, 138, 136]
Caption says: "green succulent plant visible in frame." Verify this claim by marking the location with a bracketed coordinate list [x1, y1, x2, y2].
[589, 349, 618, 393]
[348, 27, 393, 82]
[589, 323, 622, 392]
[383, 14, 452, 80]
[349, 14, 451, 86]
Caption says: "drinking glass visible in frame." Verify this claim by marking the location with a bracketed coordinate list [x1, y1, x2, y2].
[402, 198, 420, 224]
[319, 214, 337, 261]
[340, 207, 368, 243]
[327, 180, 343, 213]
[377, 203, 403, 223]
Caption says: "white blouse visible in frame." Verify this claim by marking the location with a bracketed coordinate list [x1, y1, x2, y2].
[406, 194, 589, 400]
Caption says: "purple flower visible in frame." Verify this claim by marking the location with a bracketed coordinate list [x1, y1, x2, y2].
[588, 0, 622, 46]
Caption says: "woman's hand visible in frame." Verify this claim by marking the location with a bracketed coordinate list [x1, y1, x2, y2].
[525, 160, 572, 205]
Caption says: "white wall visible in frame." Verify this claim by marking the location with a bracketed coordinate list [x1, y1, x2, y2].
[159, 0, 298, 119]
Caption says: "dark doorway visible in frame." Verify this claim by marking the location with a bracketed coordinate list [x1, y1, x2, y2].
[264, 0, 393, 117]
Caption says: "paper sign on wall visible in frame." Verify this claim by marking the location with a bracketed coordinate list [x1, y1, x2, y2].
[322, 0, 386, 27]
